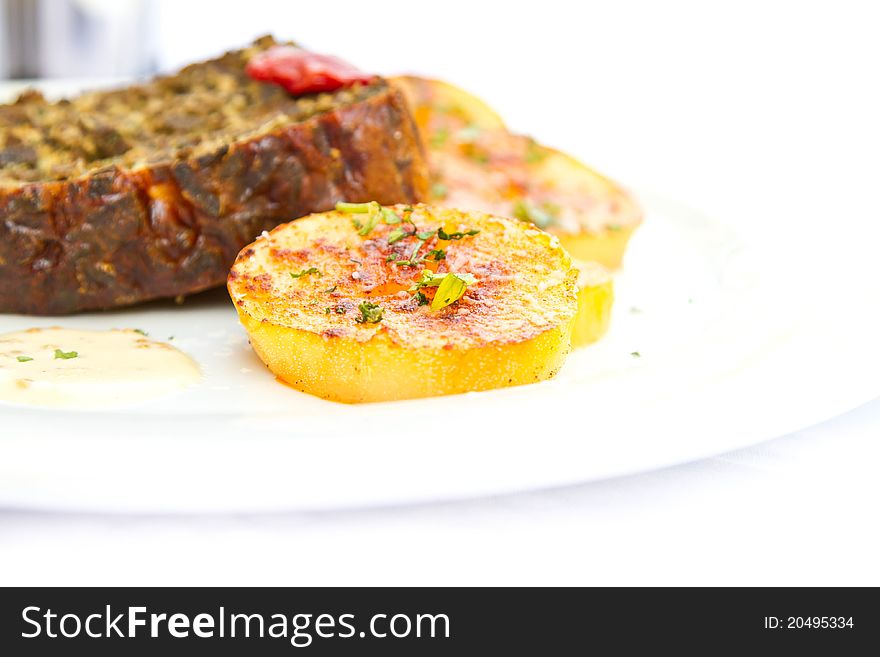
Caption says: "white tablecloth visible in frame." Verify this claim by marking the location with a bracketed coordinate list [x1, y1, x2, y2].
[3, 397, 877, 586]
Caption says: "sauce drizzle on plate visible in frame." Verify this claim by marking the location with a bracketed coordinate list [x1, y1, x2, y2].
[0, 327, 200, 408]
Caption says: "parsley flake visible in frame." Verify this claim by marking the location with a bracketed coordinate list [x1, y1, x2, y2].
[393, 237, 431, 267]
[431, 273, 473, 310]
[512, 199, 555, 229]
[16, 355, 33, 362]
[358, 213, 380, 236]
[387, 227, 408, 244]
[54, 349, 78, 360]
[336, 201, 382, 236]
[410, 270, 477, 291]
[409, 270, 477, 307]
[382, 208, 402, 224]
[290, 267, 322, 279]
[401, 209, 418, 230]
[430, 127, 449, 148]
[355, 302, 384, 324]
[437, 227, 480, 241]
[335, 201, 376, 214]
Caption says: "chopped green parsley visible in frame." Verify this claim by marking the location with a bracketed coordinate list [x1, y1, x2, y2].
[512, 199, 556, 229]
[382, 208, 402, 224]
[387, 228, 408, 245]
[335, 201, 382, 236]
[430, 127, 450, 148]
[437, 227, 480, 241]
[355, 302, 384, 324]
[409, 270, 476, 310]
[290, 267, 322, 279]
[335, 201, 377, 214]
[431, 273, 473, 311]
[431, 182, 449, 199]
[357, 211, 380, 236]
[410, 270, 477, 291]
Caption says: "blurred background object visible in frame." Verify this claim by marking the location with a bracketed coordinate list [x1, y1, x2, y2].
[1, 0, 154, 78]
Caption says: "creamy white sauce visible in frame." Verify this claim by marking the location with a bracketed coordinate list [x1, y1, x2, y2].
[0, 327, 200, 408]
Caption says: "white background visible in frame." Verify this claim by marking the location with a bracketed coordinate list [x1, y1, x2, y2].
[1, 0, 879, 585]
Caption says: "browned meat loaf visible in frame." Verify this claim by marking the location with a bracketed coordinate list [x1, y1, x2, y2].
[0, 38, 427, 314]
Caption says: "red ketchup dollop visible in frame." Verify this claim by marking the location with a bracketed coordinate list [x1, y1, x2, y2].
[245, 46, 375, 95]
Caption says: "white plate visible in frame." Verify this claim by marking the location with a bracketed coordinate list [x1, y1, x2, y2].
[2, 190, 878, 513]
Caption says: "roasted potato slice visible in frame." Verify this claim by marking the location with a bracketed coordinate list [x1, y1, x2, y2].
[571, 259, 614, 348]
[228, 203, 578, 403]
[393, 76, 642, 268]
[394, 75, 507, 134]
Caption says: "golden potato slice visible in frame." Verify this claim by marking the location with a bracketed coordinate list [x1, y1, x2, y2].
[228, 203, 578, 403]
[571, 259, 614, 348]
[393, 75, 507, 134]
[393, 76, 642, 268]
